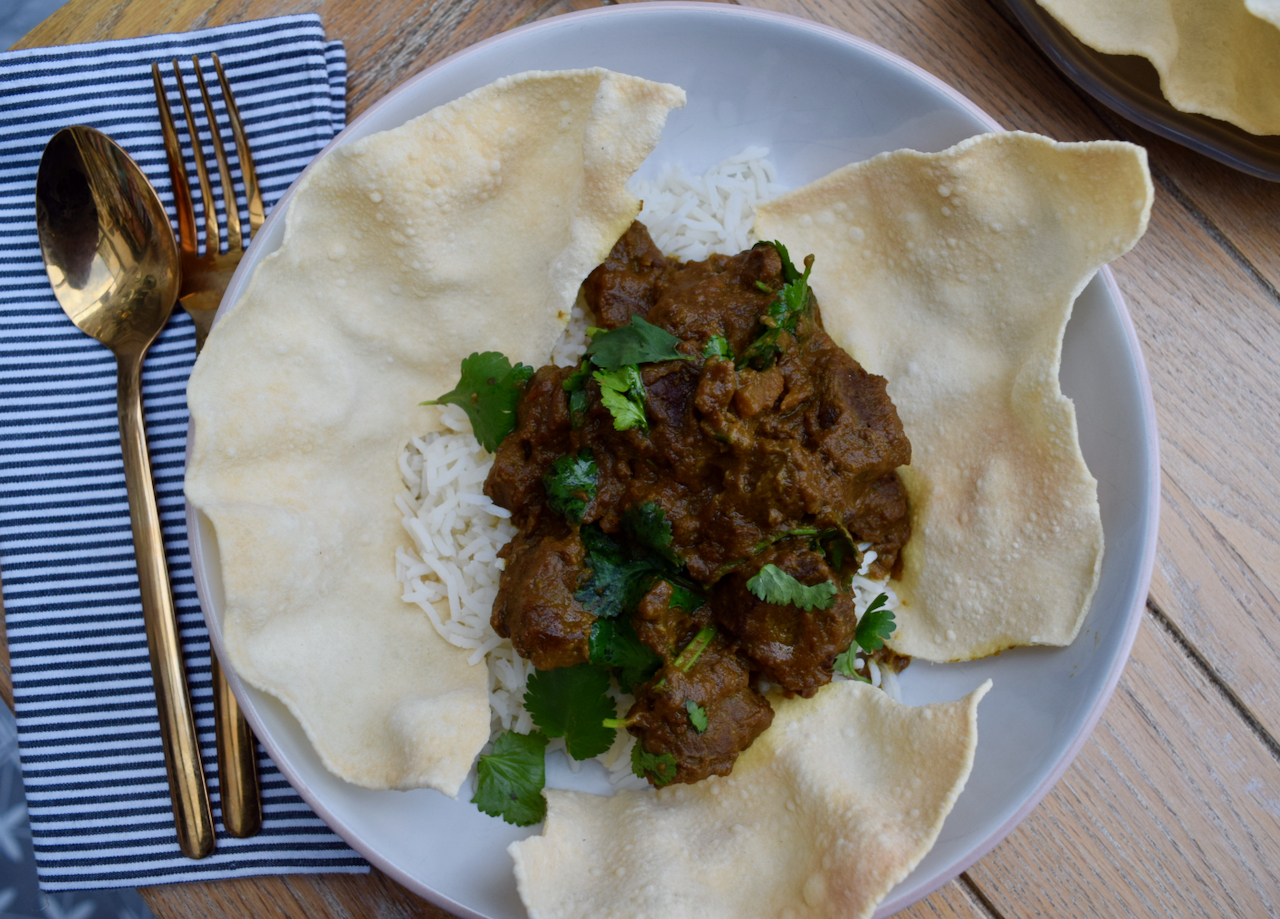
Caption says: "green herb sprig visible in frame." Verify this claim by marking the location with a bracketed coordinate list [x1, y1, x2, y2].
[739, 242, 815, 369]
[746, 563, 837, 611]
[589, 618, 662, 693]
[854, 593, 896, 651]
[594, 365, 648, 432]
[631, 742, 678, 787]
[685, 699, 708, 733]
[471, 730, 549, 826]
[422, 352, 534, 452]
[833, 593, 897, 681]
[524, 665, 617, 761]
[585, 316, 688, 370]
[543, 451, 597, 524]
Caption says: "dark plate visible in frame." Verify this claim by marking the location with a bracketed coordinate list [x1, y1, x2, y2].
[1002, 0, 1280, 181]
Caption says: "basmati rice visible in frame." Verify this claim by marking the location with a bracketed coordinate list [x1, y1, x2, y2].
[395, 148, 903, 790]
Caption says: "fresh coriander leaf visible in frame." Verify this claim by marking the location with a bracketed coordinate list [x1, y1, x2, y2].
[589, 618, 661, 693]
[768, 239, 803, 284]
[773, 252, 813, 333]
[673, 627, 716, 672]
[703, 334, 734, 361]
[623, 502, 680, 566]
[746, 563, 837, 612]
[594, 365, 648, 432]
[586, 316, 688, 371]
[422, 352, 534, 453]
[598, 380, 647, 431]
[576, 525, 662, 619]
[569, 389, 591, 428]
[833, 646, 871, 682]
[738, 246, 815, 369]
[472, 730, 548, 826]
[563, 361, 593, 428]
[524, 665, 616, 760]
[815, 527, 859, 574]
[562, 361, 592, 393]
[666, 580, 705, 613]
[684, 699, 708, 733]
[543, 451, 597, 525]
[631, 741, 678, 787]
[854, 593, 896, 652]
[737, 328, 784, 369]
[752, 527, 820, 554]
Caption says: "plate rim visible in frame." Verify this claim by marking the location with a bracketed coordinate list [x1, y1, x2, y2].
[185, 4, 1159, 916]
[999, 0, 1280, 181]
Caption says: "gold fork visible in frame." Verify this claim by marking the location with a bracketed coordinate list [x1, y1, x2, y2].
[152, 54, 263, 838]
[153, 54, 264, 346]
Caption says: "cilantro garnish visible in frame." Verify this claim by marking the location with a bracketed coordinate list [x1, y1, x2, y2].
[589, 618, 661, 693]
[751, 527, 858, 575]
[562, 361, 593, 428]
[833, 647, 871, 682]
[472, 729, 549, 826]
[739, 243, 815, 369]
[815, 527, 859, 574]
[684, 699, 708, 733]
[422, 352, 533, 452]
[772, 239, 804, 285]
[666, 580, 705, 613]
[854, 593, 896, 651]
[623, 501, 680, 566]
[746, 563, 837, 611]
[586, 316, 688, 371]
[752, 526, 819, 554]
[576, 525, 663, 620]
[703, 334, 734, 361]
[631, 741, 678, 787]
[832, 594, 895, 682]
[673, 627, 716, 672]
[524, 664, 616, 761]
[594, 365, 648, 432]
[543, 451, 597, 524]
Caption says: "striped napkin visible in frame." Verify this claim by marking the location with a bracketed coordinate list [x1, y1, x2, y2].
[0, 15, 371, 889]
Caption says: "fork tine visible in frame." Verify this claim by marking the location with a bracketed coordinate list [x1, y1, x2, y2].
[212, 54, 264, 240]
[173, 58, 221, 257]
[191, 55, 242, 253]
[152, 63, 196, 259]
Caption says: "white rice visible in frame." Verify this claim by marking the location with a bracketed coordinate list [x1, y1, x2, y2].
[395, 148, 902, 786]
[631, 146, 787, 262]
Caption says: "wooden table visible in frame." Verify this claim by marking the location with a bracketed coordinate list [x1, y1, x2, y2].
[11, 0, 1280, 916]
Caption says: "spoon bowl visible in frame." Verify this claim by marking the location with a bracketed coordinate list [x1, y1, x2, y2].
[36, 126, 179, 352]
[34, 125, 215, 860]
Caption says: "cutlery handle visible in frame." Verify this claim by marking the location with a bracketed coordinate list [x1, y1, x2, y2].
[117, 353, 215, 860]
[212, 655, 262, 837]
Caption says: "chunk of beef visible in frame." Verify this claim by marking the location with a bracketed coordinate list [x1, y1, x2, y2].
[484, 221, 915, 784]
[626, 638, 773, 785]
[643, 248, 782, 356]
[712, 546, 858, 697]
[491, 525, 594, 670]
[802, 343, 911, 484]
[582, 221, 672, 329]
[632, 579, 712, 660]
[485, 364, 576, 524]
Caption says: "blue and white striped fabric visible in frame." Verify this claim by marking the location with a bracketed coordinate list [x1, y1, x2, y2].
[0, 15, 370, 889]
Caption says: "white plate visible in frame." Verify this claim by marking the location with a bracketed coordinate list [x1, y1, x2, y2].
[187, 4, 1159, 917]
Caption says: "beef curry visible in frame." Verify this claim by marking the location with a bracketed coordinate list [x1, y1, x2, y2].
[485, 221, 911, 785]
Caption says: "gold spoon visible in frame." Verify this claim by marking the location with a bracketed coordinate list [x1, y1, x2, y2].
[34, 125, 215, 860]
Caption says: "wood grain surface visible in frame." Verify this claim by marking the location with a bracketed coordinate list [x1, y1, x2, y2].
[11, 0, 1280, 917]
